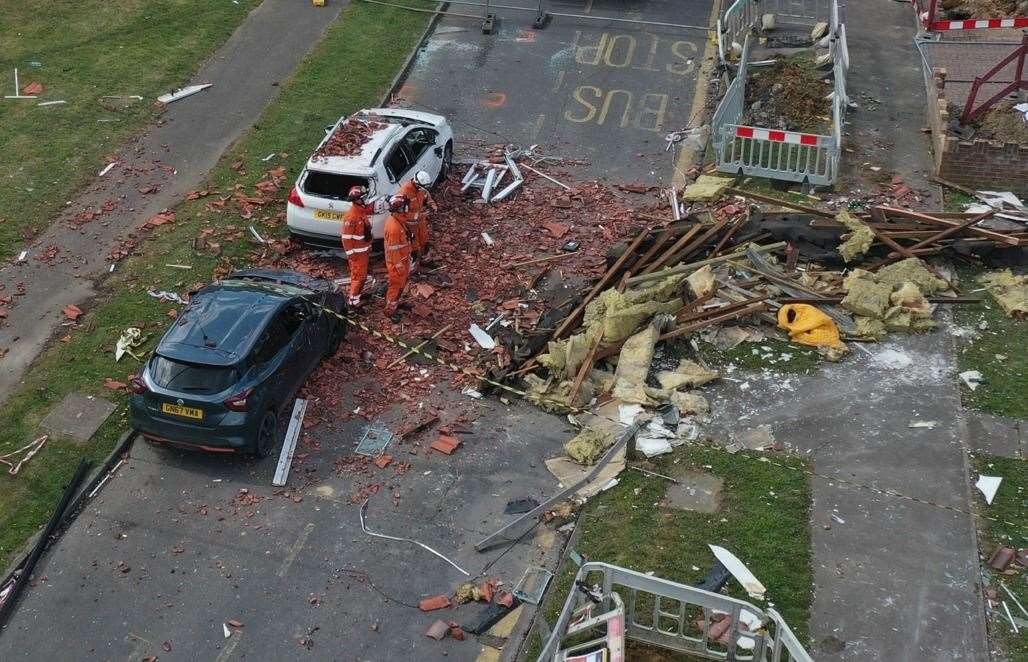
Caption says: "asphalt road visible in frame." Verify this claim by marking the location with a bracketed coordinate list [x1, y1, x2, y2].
[0, 0, 348, 403]
[399, 0, 717, 183]
[0, 389, 573, 660]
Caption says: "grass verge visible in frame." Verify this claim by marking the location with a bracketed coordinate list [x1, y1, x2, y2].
[953, 269, 1028, 420]
[971, 454, 1027, 659]
[0, 0, 430, 570]
[523, 444, 813, 658]
[0, 0, 263, 262]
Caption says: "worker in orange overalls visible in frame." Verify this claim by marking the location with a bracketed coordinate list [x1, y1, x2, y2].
[397, 170, 437, 260]
[340, 185, 377, 307]
[383, 194, 413, 319]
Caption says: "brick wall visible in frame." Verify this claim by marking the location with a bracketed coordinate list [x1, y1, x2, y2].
[925, 69, 1028, 195]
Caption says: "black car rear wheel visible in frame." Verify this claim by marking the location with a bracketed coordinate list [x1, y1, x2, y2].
[254, 410, 278, 458]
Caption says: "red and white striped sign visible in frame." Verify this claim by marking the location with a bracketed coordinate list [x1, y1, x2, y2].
[734, 126, 823, 147]
[931, 16, 1028, 30]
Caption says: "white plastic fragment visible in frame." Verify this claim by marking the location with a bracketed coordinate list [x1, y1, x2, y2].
[959, 370, 984, 391]
[223, 623, 232, 639]
[481, 231, 494, 246]
[37, 100, 66, 106]
[469, 323, 496, 350]
[975, 475, 1002, 505]
[98, 162, 117, 177]
[709, 545, 766, 600]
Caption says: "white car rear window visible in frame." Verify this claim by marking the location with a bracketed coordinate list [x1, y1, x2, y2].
[303, 171, 370, 201]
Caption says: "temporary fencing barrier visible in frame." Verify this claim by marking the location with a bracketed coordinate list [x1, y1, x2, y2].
[718, 0, 835, 67]
[711, 0, 847, 189]
[913, 0, 1028, 32]
[535, 562, 813, 662]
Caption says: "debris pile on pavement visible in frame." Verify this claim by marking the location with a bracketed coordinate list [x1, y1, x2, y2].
[256, 150, 655, 424]
[494, 181, 1025, 460]
[311, 116, 387, 160]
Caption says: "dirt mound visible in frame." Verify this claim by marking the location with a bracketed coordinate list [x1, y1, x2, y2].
[964, 101, 1028, 145]
[744, 55, 832, 134]
[940, 0, 1022, 20]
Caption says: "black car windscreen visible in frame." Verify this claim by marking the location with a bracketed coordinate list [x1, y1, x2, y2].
[302, 171, 369, 200]
[151, 356, 239, 395]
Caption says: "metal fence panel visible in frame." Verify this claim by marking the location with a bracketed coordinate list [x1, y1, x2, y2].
[711, 1, 847, 186]
[536, 562, 813, 662]
[719, 0, 836, 66]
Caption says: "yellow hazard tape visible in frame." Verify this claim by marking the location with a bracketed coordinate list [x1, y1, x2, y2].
[305, 296, 1026, 532]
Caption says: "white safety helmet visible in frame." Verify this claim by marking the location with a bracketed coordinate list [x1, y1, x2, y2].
[414, 170, 432, 189]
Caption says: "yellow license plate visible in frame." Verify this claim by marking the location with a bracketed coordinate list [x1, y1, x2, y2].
[314, 210, 343, 221]
[162, 403, 204, 420]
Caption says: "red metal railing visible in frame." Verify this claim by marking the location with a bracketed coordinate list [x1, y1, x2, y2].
[960, 34, 1028, 125]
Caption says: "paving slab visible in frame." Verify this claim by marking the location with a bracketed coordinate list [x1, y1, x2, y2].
[38, 391, 117, 444]
[963, 410, 1024, 459]
[663, 469, 723, 513]
[704, 331, 988, 661]
[0, 390, 578, 660]
[398, 0, 717, 183]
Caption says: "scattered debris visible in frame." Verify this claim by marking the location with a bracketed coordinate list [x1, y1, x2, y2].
[960, 370, 985, 391]
[0, 435, 47, 475]
[157, 83, 213, 105]
[360, 499, 469, 575]
[709, 545, 766, 600]
[115, 327, 146, 362]
[975, 474, 1002, 505]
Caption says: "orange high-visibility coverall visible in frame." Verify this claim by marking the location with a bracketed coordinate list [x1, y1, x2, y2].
[340, 202, 373, 305]
[398, 180, 430, 255]
[383, 213, 412, 315]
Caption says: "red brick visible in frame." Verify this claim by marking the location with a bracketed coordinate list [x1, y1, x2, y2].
[430, 435, 461, 455]
[419, 595, 452, 611]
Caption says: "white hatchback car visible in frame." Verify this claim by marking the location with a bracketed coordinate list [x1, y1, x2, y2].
[286, 108, 453, 246]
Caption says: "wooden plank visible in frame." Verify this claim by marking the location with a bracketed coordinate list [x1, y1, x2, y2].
[386, 324, 452, 369]
[661, 214, 734, 268]
[628, 225, 677, 273]
[639, 225, 702, 275]
[548, 229, 649, 342]
[779, 296, 983, 304]
[657, 302, 768, 342]
[906, 209, 996, 251]
[712, 214, 748, 256]
[272, 399, 307, 487]
[626, 241, 787, 285]
[877, 206, 1021, 246]
[725, 187, 835, 218]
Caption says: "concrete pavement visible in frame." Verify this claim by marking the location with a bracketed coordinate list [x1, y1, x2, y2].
[706, 329, 988, 660]
[0, 0, 348, 402]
